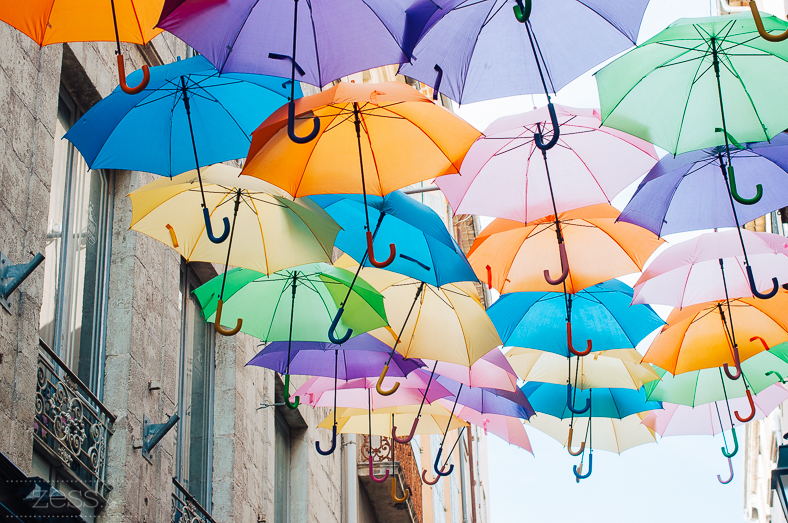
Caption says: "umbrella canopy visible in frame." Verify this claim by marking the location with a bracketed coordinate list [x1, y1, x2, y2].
[447, 405, 533, 454]
[64, 56, 297, 177]
[506, 348, 661, 391]
[521, 382, 662, 419]
[632, 229, 788, 308]
[430, 373, 535, 419]
[469, 204, 663, 294]
[321, 405, 467, 437]
[642, 293, 788, 375]
[193, 264, 388, 342]
[398, 0, 650, 104]
[246, 334, 425, 380]
[308, 191, 477, 286]
[241, 82, 480, 197]
[488, 280, 664, 357]
[619, 136, 788, 237]
[436, 105, 657, 223]
[596, 13, 788, 156]
[421, 347, 518, 392]
[128, 164, 340, 274]
[641, 384, 788, 437]
[297, 375, 453, 410]
[528, 413, 656, 454]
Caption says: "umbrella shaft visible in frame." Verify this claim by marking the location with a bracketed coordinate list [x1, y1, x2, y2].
[180, 76, 207, 208]
[219, 190, 243, 298]
[386, 282, 425, 366]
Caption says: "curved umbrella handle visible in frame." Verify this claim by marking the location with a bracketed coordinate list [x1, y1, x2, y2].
[316, 424, 337, 455]
[328, 307, 352, 345]
[433, 448, 454, 477]
[286, 100, 320, 144]
[433, 65, 443, 101]
[392, 418, 419, 444]
[284, 373, 300, 409]
[391, 478, 410, 502]
[116, 54, 150, 95]
[717, 457, 734, 485]
[513, 0, 532, 23]
[367, 231, 396, 268]
[369, 455, 390, 483]
[747, 265, 779, 300]
[723, 344, 742, 381]
[567, 427, 585, 457]
[544, 242, 569, 285]
[734, 389, 756, 423]
[214, 299, 242, 336]
[203, 207, 230, 244]
[728, 165, 763, 205]
[376, 364, 400, 396]
[750, 1, 788, 42]
[421, 469, 440, 485]
[766, 370, 786, 383]
[573, 453, 592, 481]
[566, 383, 591, 415]
[751, 336, 770, 351]
[534, 102, 561, 152]
[567, 321, 592, 357]
[486, 265, 493, 290]
[721, 428, 738, 458]
[165, 224, 179, 247]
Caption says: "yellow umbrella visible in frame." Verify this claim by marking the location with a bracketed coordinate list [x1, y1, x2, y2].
[505, 347, 661, 390]
[320, 405, 467, 437]
[128, 164, 341, 275]
[527, 412, 656, 455]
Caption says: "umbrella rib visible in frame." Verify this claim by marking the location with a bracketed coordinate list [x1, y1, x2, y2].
[456, 0, 502, 102]
[717, 49, 771, 143]
[187, 78, 256, 145]
[260, 273, 294, 343]
[247, 192, 271, 274]
[290, 108, 342, 197]
[128, 0, 146, 45]
[672, 43, 714, 154]
[218, 0, 261, 74]
[359, 109, 385, 196]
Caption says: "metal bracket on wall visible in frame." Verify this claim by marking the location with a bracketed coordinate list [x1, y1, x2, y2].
[0, 251, 44, 313]
[142, 413, 180, 462]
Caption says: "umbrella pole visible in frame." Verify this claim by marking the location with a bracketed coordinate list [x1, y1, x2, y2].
[717, 261, 742, 380]
[715, 372, 739, 458]
[392, 360, 439, 444]
[390, 414, 410, 502]
[574, 400, 593, 482]
[214, 189, 244, 336]
[522, 22, 560, 151]
[538, 133, 569, 287]
[316, 348, 339, 455]
[377, 282, 426, 396]
[435, 426, 465, 478]
[368, 388, 390, 483]
[109, 0, 150, 94]
[284, 272, 300, 409]
[717, 307, 756, 419]
[432, 384, 461, 478]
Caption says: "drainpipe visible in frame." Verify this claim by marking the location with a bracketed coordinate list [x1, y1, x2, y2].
[344, 434, 358, 523]
[467, 428, 477, 523]
[459, 435, 470, 523]
[717, 0, 749, 13]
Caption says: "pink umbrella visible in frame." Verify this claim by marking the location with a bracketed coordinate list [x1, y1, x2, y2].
[438, 402, 533, 455]
[421, 348, 518, 392]
[633, 230, 788, 309]
[295, 374, 452, 410]
[436, 105, 657, 224]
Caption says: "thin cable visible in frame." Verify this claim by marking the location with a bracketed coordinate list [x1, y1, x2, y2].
[415, 361, 440, 420]
[219, 189, 242, 300]
[180, 76, 207, 208]
[286, 271, 298, 376]
[439, 384, 462, 449]
[385, 282, 425, 366]
[353, 102, 372, 233]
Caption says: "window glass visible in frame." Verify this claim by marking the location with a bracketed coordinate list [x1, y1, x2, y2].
[274, 409, 291, 523]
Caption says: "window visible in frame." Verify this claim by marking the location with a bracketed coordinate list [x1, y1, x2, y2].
[39, 87, 113, 395]
[274, 409, 291, 523]
[175, 264, 215, 508]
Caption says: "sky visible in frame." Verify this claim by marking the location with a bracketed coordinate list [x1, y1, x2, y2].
[452, 1, 755, 521]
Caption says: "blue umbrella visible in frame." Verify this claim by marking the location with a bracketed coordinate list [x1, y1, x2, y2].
[309, 191, 477, 286]
[521, 382, 662, 420]
[488, 279, 664, 357]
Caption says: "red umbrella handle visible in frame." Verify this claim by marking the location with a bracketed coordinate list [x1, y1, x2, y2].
[117, 54, 150, 95]
[544, 242, 569, 285]
[486, 265, 493, 290]
[734, 389, 756, 423]
[367, 231, 396, 268]
[750, 336, 770, 351]
[421, 469, 440, 485]
[567, 321, 592, 357]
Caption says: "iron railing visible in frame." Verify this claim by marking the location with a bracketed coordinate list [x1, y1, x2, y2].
[172, 478, 216, 523]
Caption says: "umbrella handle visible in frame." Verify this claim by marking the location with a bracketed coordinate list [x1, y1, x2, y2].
[721, 428, 738, 458]
[544, 242, 569, 285]
[751, 336, 770, 351]
[734, 389, 756, 423]
[723, 344, 742, 381]
[750, 1, 788, 42]
[567, 321, 592, 357]
[376, 364, 400, 396]
[367, 231, 396, 268]
[767, 370, 786, 383]
[513, 0, 532, 23]
[433, 65, 443, 101]
[284, 373, 300, 409]
[214, 299, 242, 336]
[486, 265, 493, 290]
[421, 469, 440, 485]
[286, 100, 320, 144]
[391, 478, 410, 502]
[369, 455, 390, 483]
[566, 383, 591, 415]
[165, 224, 179, 247]
[392, 418, 419, 444]
[534, 102, 561, 152]
[116, 54, 150, 95]
[328, 307, 353, 345]
[717, 457, 734, 484]
[203, 207, 230, 244]
[573, 453, 592, 481]
[433, 448, 454, 477]
[567, 427, 585, 456]
[728, 165, 763, 205]
[747, 265, 779, 300]
[315, 424, 337, 455]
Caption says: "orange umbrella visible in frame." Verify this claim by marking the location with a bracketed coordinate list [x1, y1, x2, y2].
[468, 204, 663, 294]
[2, 0, 163, 93]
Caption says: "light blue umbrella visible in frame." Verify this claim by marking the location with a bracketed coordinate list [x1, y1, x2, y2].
[521, 382, 662, 420]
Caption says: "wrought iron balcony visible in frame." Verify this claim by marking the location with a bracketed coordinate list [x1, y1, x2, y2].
[172, 478, 216, 523]
[357, 435, 421, 523]
[34, 340, 115, 501]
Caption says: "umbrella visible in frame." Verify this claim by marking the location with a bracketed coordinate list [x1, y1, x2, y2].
[308, 191, 477, 286]
[632, 229, 788, 309]
[421, 347, 519, 392]
[468, 204, 663, 294]
[323, 405, 467, 438]
[430, 373, 534, 420]
[527, 413, 656, 454]
[505, 348, 661, 390]
[521, 382, 662, 420]
[127, 164, 340, 274]
[1, 0, 164, 93]
[436, 105, 657, 223]
[487, 280, 664, 357]
[296, 374, 453, 410]
[448, 406, 533, 454]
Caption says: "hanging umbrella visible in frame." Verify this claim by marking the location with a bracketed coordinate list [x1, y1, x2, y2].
[324, 405, 468, 438]
[308, 191, 477, 286]
[521, 382, 662, 420]
[527, 413, 656, 454]
[632, 229, 788, 309]
[421, 347, 519, 392]
[1, 0, 164, 93]
[296, 374, 454, 410]
[448, 406, 533, 454]
[506, 348, 661, 391]
[468, 204, 663, 294]
[436, 105, 657, 223]
[430, 373, 534, 420]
